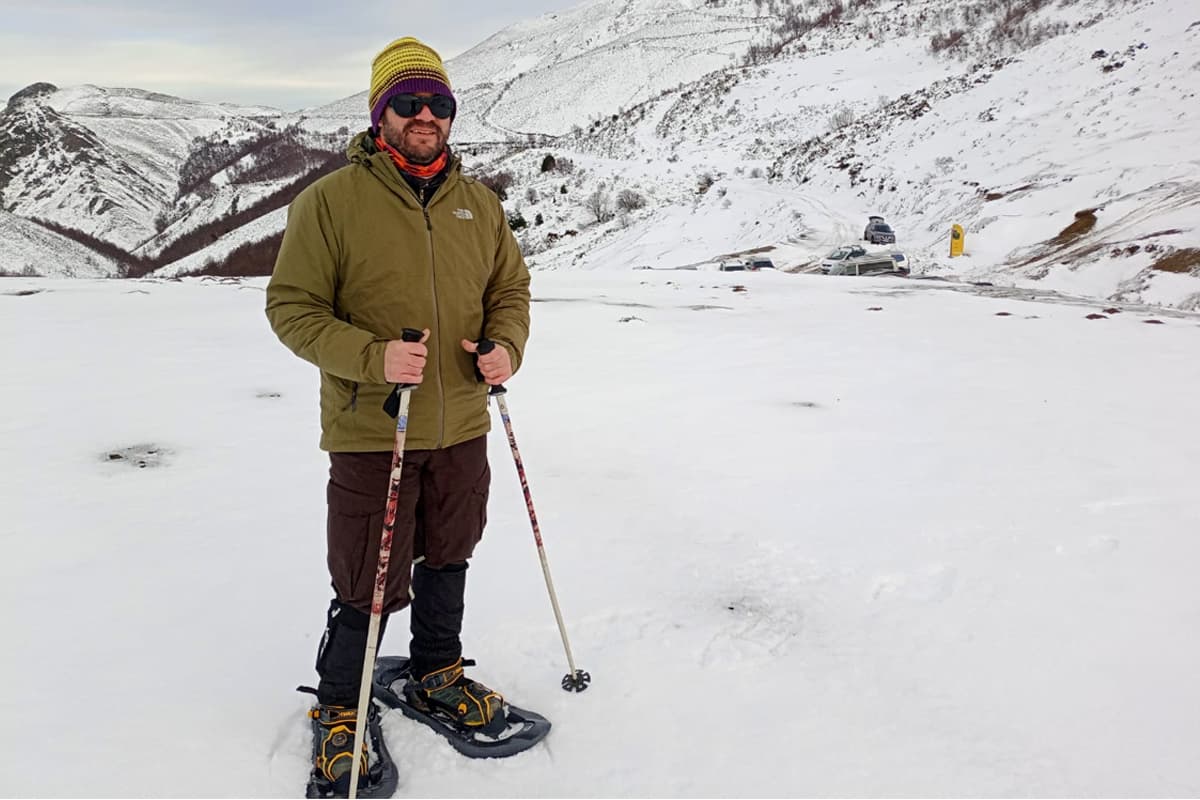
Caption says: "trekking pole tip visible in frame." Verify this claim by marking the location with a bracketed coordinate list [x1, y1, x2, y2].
[561, 669, 591, 692]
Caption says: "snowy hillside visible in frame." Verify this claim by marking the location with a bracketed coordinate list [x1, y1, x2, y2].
[287, 0, 1200, 310]
[154, 207, 288, 277]
[478, 0, 1200, 309]
[445, 0, 775, 140]
[0, 84, 280, 254]
[2, 0, 1198, 307]
[0, 210, 122, 277]
[2, 271, 1198, 796]
[296, 0, 775, 139]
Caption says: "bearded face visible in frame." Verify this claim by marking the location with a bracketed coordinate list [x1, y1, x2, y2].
[379, 100, 451, 165]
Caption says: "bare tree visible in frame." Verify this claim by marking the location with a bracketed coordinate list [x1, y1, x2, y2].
[586, 189, 614, 224]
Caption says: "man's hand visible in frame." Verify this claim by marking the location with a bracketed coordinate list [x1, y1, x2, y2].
[461, 338, 513, 385]
[384, 328, 430, 383]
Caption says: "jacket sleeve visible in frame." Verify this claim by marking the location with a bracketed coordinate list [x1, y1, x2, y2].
[265, 183, 389, 384]
[483, 197, 532, 374]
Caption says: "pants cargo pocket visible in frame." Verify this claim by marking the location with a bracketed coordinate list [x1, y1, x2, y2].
[326, 452, 415, 613]
[420, 441, 490, 568]
[326, 482, 383, 608]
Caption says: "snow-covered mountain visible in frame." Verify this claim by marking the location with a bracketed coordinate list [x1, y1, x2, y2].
[0, 83, 280, 260]
[299, 0, 775, 140]
[2, 0, 1198, 308]
[465, 0, 1200, 309]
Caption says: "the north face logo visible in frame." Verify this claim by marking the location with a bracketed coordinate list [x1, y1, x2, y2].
[453, 208, 474, 220]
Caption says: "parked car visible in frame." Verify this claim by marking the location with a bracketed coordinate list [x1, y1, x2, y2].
[864, 216, 896, 245]
[819, 245, 867, 273]
[718, 259, 747, 271]
[820, 245, 897, 276]
[747, 257, 776, 270]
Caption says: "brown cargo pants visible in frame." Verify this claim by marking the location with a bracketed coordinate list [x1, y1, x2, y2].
[326, 435, 490, 615]
[314, 436, 490, 705]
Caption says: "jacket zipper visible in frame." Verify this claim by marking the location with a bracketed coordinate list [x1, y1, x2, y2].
[419, 186, 446, 448]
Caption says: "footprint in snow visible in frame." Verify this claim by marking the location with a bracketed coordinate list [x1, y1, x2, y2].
[699, 593, 805, 667]
[101, 444, 172, 469]
[870, 564, 958, 604]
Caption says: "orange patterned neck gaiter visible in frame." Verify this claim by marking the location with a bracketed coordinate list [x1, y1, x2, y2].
[375, 135, 447, 180]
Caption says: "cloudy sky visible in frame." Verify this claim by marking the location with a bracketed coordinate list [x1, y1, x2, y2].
[0, 0, 583, 111]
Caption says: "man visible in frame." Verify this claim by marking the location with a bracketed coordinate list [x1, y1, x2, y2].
[265, 36, 531, 797]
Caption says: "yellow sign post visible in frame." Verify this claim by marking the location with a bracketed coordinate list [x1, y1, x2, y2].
[950, 224, 965, 258]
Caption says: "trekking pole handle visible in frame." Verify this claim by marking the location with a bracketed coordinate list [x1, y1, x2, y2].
[383, 327, 426, 417]
[474, 338, 508, 396]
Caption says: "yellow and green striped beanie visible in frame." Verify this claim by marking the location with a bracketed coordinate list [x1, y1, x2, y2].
[369, 37, 455, 128]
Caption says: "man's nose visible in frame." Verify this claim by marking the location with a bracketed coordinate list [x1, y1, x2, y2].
[414, 104, 437, 122]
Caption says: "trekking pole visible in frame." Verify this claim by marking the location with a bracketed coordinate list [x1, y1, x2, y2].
[476, 339, 590, 692]
[349, 327, 423, 799]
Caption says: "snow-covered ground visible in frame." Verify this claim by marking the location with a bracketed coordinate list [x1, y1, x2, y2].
[2, 271, 1198, 796]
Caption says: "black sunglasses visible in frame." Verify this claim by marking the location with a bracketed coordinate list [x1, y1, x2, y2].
[387, 93, 456, 119]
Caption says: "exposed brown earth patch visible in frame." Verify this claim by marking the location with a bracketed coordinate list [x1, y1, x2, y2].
[1151, 248, 1200, 274]
[1048, 208, 1099, 248]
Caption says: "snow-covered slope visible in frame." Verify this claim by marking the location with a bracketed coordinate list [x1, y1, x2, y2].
[297, 0, 775, 139]
[0, 84, 280, 252]
[766, 0, 1200, 308]
[483, 0, 1200, 309]
[0, 210, 121, 278]
[154, 206, 287, 277]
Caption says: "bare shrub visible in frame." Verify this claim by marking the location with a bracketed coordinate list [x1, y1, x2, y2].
[991, 0, 1052, 42]
[929, 29, 968, 53]
[476, 170, 514, 200]
[615, 189, 646, 212]
[828, 106, 856, 131]
[586, 189, 614, 224]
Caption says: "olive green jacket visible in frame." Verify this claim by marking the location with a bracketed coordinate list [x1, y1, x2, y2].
[265, 133, 531, 452]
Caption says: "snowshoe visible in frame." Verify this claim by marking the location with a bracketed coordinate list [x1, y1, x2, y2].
[300, 688, 398, 799]
[372, 656, 551, 758]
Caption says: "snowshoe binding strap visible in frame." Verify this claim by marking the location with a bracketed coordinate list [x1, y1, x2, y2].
[310, 703, 369, 794]
[406, 658, 506, 736]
